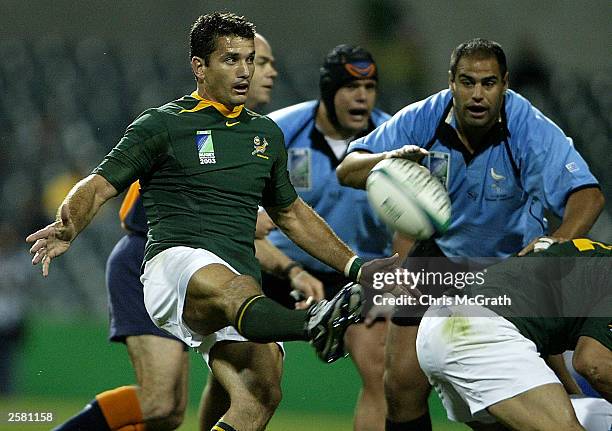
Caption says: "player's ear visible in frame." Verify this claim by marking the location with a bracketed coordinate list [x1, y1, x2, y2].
[502, 72, 509, 92]
[191, 56, 205, 82]
[448, 70, 454, 91]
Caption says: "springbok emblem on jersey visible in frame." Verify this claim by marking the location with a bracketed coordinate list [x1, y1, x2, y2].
[252, 136, 269, 159]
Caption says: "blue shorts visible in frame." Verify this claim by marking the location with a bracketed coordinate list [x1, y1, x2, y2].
[106, 233, 187, 349]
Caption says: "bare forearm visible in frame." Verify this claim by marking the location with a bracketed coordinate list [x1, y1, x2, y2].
[336, 151, 387, 189]
[337, 146, 428, 189]
[393, 232, 415, 263]
[553, 187, 605, 239]
[255, 238, 294, 276]
[269, 198, 354, 273]
[59, 174, 117, 238]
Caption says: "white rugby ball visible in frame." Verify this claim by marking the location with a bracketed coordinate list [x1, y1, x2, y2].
[366, 158, 451, 239]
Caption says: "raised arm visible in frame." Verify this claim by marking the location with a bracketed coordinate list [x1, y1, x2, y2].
[255, 237, 324, 307]
[26, 174, 118, 276]
[267, 197, 355, 274]
[336, 151, 388, 190]
[337, 146, 429, 190]
[519, 187, 605, 256]
[551, 187, 604, 239]
[266, 197, 403, 297]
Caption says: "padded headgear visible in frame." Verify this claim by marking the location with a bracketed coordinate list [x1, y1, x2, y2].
[319, 44, 378, 127]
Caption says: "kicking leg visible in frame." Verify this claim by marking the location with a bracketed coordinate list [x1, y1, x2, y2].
[182, 262, 362, 362]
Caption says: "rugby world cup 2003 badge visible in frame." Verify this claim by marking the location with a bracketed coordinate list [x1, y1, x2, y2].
[196, 130, 216, 164]
[252, 136, 269, 159]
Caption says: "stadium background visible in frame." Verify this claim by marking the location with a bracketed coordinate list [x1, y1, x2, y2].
[0, 1, 610, 429]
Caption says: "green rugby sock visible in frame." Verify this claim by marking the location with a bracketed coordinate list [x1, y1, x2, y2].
[236, 295, 308, 342]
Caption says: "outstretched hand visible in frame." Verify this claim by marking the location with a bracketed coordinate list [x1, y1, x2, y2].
[289, 269, 325, 310]
[518, 236, 565, 256]
[358, 253, 402, 292]
[385, 144, 429, 162]
[26, 204, 75, 277]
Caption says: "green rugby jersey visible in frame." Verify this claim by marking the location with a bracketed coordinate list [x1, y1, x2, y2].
[466, 239, 611, 356]
[93, 92, 298, 280]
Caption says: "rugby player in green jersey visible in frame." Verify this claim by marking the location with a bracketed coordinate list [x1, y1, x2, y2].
[416, 238, 611, 430]
[27, 12, 404, 431]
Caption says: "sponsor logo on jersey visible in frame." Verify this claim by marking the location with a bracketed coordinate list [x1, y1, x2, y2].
[489, 167, 507, 196]
[226, 120, 240, 127]
[565, 162, 579, 173]
[252, 136, 269, 159]
[425, 151, 450, 189]
[288, 148, 311, 190]
[490, 167, 506, 181]
[196, 130, 216, 164]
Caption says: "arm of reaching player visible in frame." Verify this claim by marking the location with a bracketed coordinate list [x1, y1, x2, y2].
[337, 146, 429, 189]
[266, 197, 402, 291]
[255, 208, 276, 239]
[363, 231, 417, 326]
[519, 188, 605, 256]
[26, 174, 118, 277]
[255, 238, 324, 308]
[545, 354, 583, 395]
[255, 209, 324, 307]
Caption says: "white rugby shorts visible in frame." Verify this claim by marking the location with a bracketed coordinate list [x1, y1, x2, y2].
[416, 304, 560, 424]
[141, 246, 283, 363]
[570, 396, 612, 431]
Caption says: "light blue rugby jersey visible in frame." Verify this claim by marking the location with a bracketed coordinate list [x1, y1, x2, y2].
[347, 89, 600, 258]
[267, 100, 392, 272]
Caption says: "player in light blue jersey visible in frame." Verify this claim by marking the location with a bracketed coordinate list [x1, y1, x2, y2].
[257, 45, 410, 431]
[337, 38, 604, 431]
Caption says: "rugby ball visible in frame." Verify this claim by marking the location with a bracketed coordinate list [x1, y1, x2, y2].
[366, 158, 451, 239]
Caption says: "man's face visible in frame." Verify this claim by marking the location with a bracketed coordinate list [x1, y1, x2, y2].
[247, 35, 278, 108]
[449, 55, 508, 132]
[195, 36, 255, 108]
[333, 79, 377, 135]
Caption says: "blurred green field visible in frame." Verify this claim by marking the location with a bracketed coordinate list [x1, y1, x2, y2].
[0, 318, 469, 430]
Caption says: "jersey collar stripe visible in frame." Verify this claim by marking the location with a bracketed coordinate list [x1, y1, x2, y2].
[180, 91, 243, 118]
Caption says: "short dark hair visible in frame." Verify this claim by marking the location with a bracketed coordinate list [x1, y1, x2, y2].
[190, 12, 256, 65]
[449, 38, 507, 79]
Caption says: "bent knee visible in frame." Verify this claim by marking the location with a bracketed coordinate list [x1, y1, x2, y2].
[142, 396, 185, 429]
[573, 353, 606, 387]
[384, 369, 409, 399]
[384, 363, 428, 392]
[384, 366, 430, 410]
